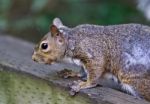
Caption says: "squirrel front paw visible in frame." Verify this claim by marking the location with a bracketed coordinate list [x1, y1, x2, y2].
[57, 69, 80, 78]
[69, 80, 97, 95]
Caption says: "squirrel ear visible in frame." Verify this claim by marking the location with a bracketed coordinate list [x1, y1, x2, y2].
[50, 25, 59, 37]
[52, 17, 64, 28]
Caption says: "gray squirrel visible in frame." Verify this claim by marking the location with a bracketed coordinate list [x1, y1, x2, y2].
[32, 18, 150, 101]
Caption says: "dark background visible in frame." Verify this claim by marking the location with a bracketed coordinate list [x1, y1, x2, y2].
[0, 0, 148, 43]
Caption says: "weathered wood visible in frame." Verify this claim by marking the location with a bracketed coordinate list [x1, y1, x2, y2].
[0, 34, 149, 104]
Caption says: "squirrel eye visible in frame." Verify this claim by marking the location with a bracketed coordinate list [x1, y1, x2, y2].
[41, 43, 48, 50]
[55, 33, 59, 36]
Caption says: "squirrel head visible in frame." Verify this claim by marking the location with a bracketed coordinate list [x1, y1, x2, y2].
[32, 18, 67, 64]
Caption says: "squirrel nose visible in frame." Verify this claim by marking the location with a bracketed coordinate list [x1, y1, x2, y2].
[32, 55, 37, 62]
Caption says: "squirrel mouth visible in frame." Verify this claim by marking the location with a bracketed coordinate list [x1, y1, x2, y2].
[32, 55, 37, 62]
[32, 54, 45, 64]
[45, 59, 56, 65]
[32, 54, 56, 65]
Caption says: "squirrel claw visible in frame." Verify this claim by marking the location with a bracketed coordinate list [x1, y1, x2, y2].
[70, 82, 81, 92]
[69, 80, 83, 93]
[69, 89, 78, 96]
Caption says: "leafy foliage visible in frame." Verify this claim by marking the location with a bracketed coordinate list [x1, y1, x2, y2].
[0, 0, 147, 42]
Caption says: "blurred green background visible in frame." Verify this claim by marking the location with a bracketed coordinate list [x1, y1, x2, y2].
[0, 0, 148, 43]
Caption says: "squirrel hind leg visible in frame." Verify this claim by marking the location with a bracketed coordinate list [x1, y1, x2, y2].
[121, 83, 143, 99]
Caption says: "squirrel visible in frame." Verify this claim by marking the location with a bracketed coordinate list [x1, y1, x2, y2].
[32, 18, 150, 101]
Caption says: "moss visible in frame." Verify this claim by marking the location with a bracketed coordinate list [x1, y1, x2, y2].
[0, 70, 92, 104]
